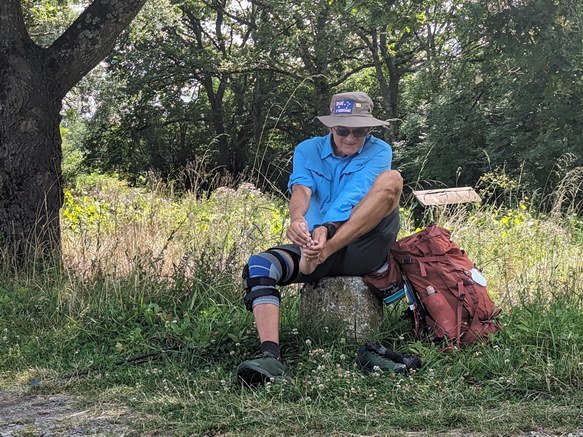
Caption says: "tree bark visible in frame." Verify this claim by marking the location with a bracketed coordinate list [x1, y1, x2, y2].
[0, 0, 147, 264]
[379, 32, 401, 143]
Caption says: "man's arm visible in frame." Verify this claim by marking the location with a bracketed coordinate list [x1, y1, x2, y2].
[326, 170, 403, 256]
[285, 184, 313, 247]
[302, 170, 403, 266]
[321, 147, 392, 224]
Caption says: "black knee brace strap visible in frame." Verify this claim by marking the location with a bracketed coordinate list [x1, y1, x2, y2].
[242, 265, 280, 311]
[243, 287, 281, 311]
[243, 276, 277, 290]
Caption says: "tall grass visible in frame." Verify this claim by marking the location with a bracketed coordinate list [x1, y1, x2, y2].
[0, 173, 582, 435]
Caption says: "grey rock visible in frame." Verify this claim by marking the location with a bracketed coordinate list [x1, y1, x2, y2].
[301, 276, 383, 341]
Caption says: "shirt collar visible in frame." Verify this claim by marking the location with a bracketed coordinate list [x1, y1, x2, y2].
[321, 133, 369, 159]
[320, 134, 335, 159]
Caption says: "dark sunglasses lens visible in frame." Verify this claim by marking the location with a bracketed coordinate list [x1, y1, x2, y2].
[335, 128, 367, 137]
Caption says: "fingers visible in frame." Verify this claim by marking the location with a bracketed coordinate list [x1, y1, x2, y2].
[302, 245, 320, 258]
[287, 220, 330, 261]
[300, 240, 332, 266]
[302, 229, 326, 259]
[286, 219, 312, 246]
[310, 227, 327, 250]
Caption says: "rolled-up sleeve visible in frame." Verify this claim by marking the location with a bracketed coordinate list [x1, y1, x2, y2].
[288, 147, 315, 193]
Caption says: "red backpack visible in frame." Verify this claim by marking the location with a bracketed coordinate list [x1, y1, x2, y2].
[364, 225, 501, 347]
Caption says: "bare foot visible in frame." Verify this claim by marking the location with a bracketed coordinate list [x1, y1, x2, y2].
[299, 248, 320, 275]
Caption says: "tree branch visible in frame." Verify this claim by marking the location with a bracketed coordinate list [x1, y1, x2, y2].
[329, 63, 375, 88]
[200, 0, 255, 28]
[182, 7, 222, 53]
[46, 0, 147, 97]
[0, 0, 34, 47]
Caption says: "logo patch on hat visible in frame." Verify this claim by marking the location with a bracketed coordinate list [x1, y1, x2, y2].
[334, 99, 355, 114]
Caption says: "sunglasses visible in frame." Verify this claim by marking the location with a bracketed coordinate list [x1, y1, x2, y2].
[333, 127, 369, 138]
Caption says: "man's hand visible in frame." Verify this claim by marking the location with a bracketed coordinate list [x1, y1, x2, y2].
[299, 226, 331, 274]
[302, 226, 327, 259]
[286, 217, 312, 247]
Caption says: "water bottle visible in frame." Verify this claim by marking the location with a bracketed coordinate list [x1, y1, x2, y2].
[423, 286, 458, 339]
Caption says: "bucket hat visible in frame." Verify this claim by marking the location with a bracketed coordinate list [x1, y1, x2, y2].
[317, 91, 389, 128]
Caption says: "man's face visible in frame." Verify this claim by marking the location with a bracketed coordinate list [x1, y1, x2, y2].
[330, 126, 369, 157]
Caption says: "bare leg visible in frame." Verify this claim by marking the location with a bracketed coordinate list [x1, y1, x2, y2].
[320, 170, 403, 263]
[253, 303, 280, 344]
[251, 251, 296, 345]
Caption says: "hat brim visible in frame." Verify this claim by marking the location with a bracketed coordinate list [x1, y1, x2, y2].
[317, 115, 390, 128]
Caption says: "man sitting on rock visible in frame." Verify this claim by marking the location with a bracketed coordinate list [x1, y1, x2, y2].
[237, 91, 403, 386]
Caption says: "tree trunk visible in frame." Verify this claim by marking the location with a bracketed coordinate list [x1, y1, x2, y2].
[203, 77, 230, 171]
[313, 76, 331, 119]
[0, 0, 147, 264]
[369, 30, 395, 142]
[0, 47, 63, 261]
[380, 32, 401, 141]
[357, 28, 400, 143]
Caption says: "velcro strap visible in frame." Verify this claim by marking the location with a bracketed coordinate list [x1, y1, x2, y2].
[243, 276, 277, 290]
[243, 287, 281, 311]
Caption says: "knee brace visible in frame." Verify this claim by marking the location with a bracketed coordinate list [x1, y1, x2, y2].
[242, 249, 298, 311]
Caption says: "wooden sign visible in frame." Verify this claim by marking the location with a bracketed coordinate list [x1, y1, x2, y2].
[412, 187, 481, 206]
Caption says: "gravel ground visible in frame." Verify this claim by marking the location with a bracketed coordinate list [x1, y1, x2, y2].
[0, 387, 136, 436]
[0, 385, 582, 436]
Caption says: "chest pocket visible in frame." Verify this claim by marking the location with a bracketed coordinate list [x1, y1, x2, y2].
[306, 162, 332, 184]
[341, 159, 366, 176]
[305, 162, 332, 205]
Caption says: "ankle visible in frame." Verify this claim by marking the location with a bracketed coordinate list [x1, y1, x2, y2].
[260, 340, 281, 360]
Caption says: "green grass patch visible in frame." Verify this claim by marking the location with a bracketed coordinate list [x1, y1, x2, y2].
[1, 179, 582, 435]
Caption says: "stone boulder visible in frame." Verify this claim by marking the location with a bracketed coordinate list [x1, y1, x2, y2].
[300, 276, 383, 341]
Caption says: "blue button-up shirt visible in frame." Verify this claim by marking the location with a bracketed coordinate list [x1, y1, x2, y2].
[288, 134, 392, 230]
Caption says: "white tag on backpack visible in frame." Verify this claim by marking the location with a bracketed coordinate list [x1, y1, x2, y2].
[470, 268, 487, 286]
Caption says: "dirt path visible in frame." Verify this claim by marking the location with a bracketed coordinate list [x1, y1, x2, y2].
[1, 385, 582, 436]
[0, 387, 136, 436]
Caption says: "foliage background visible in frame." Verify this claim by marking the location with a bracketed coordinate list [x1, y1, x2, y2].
[28, 0, 580, 199]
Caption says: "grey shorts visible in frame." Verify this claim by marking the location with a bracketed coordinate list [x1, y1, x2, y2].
[273, 209, 400, 284]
